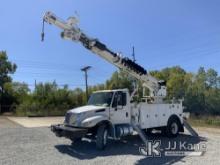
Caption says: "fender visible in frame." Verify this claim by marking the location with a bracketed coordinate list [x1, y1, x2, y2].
[81, 115, 109, 128]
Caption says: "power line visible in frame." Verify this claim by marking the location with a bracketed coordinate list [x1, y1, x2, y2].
[10, 45, 220, 71]
[148, 49, 220, 70]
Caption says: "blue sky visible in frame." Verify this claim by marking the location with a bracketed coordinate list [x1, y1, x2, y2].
[0, 0, 220, 89]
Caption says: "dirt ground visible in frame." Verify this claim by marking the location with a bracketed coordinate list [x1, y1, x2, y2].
[7, 116, 64, 127]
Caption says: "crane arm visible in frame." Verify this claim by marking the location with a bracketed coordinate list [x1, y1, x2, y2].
[42, 11, 166, 99]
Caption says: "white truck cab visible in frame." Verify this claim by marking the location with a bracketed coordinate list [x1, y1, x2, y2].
[65, 89, 131, 127]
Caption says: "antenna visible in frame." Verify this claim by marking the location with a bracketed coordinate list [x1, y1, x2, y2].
[74, 10, 80, 21]
[41, 19, 45, 42]
[132, 46, 136, 62]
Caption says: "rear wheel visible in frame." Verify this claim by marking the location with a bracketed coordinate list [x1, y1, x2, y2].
[166, 118, 180, 138]
[96, 124, 109, 150]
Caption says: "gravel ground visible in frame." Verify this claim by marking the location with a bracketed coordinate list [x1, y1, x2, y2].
[0, 117, 220, 165]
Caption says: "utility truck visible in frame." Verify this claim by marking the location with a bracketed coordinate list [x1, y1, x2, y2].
[42, 11, 197, 150]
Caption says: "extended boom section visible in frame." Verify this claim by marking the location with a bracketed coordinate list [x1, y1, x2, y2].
[43, 11, 166, 102]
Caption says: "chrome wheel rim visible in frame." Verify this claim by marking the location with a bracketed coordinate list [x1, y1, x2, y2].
[171, 122, 178, 134]
[103, 129, 108, 145]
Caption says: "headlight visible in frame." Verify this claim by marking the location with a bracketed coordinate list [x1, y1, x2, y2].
[70, 115, 77, 124]
[65, 112, 86, 125]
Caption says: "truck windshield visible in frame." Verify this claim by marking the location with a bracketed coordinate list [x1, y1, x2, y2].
[88, 92, 113, 107]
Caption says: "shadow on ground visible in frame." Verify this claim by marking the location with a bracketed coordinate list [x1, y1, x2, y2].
[55, 133, 207, 165]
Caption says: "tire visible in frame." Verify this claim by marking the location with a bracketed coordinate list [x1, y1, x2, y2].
[96, 124, 109, 150]
[166, 117, 180, 138]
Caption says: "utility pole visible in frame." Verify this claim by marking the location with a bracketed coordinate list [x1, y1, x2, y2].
[35, 79, 37, 89]
[0, 88, 2, 114]
[81, 66, 91, 101]
[131, 46, 137, 95]
[132, 46, 136, 62]
[0, 60, 2, 114]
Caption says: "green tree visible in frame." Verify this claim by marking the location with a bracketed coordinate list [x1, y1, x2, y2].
[151, 66, 187, 99]
[106, 71, 133, 91]
[4, 82, 29, 103]
[206, 68, 218, 88]
[0, 51, 17, 113]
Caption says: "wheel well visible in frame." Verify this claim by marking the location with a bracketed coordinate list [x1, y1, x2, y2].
[167, 114, 184, 132]
[90, 120, 113, 136]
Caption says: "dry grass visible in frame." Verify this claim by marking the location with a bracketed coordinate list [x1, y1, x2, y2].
[188, 115, 220, 128]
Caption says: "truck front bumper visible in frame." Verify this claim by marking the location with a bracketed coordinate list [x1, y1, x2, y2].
[51, 124, 88, 139]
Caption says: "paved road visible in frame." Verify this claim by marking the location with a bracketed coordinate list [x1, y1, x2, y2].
[0, 116, 220, 165]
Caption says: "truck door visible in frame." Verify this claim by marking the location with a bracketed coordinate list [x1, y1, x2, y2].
[110, 91, 130, 124]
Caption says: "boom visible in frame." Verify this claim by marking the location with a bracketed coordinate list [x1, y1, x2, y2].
[42, 11, 167, 101]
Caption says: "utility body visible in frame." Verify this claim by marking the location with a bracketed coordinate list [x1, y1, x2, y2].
[42, 12, 193, 150]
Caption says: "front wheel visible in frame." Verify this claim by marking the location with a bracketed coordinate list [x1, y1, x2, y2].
[96, 125, 109, 150]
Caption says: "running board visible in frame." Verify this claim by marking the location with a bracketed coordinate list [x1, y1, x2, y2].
[183, 119, 199, 137]
[131, 120, 148, 146]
